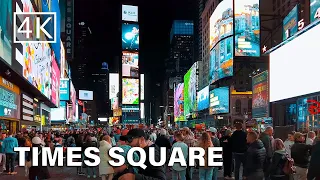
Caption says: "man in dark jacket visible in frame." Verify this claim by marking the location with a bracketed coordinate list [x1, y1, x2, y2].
[259, 126, 273, 179]
[244, 131, 266, 180]
[308, 140, 320, 180]
[120, 128, 166, 180]
[230, 121, 247, 180]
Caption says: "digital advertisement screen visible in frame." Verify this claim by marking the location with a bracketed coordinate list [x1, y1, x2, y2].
[234, 0, 260, 57]
[184, 62, 198, 118]
[60, 78, 70, 101]
[122, 5, 138, 22]
[122, 78, 139, 105]
[209, 87, 229, 115]
[0, 0, 12, 65]
[0, 84, 20, 119]
[60, 41, 66, 77]
[270, 23, 320, 102]
[283, 5, 299, 41]
[79, 90, 93, 100]
[311, 0, 320, 23]
[111, 97, 119, 110]
[122, 23, 139, 50]
[23, 43, 52, 99]
[51, 59, 60, 107]
[109, 73, 119, 99]
[140, 103, 145, 119]
[70, 82, 76, 120]
[252, 71, 269, 118]
[140, 74, 144, 100]
[50, 105, 66, 121]
[174, 83, 184, 122]
[209, 0, 233, 50]
[209, 36, 233, 84]
[122, 51, 139, 78]
[197, 86, 209, 111]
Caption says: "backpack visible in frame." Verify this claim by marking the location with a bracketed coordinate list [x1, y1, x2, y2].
[282, 154, 295, 175]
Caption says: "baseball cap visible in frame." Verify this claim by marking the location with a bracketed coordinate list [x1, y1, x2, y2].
[121, 128, 146, 143]
[208, 127, 217, 133]
[32, 137, 44, 145]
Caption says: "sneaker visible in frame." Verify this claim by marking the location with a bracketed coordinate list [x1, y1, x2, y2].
[11, 172, 17, 175]
[93, 175, 96, 178]
[87, 175, 91, 178]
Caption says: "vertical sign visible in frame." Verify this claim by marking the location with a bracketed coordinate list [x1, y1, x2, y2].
[252, 71, 269, 118]
[311, 0, 320, 23]
[283, 5, 299, 40]
[65, 0, 74, 61]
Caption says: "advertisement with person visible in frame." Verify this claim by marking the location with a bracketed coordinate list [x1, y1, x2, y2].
[311, 0, 320, 23]
[197, 86, 209, 111]
[122, 23, 139, 50]
[283, 5, 299, 40]
[23, 43, 52, 99]
[0, 0, 12, 65]
[51, 58, 60, 107]
[122, 78, 139, 105]
[122, 51, 139, 78]
[209, 87, 229, 115]
[0, 77, 20, 119]
[252, 71, 269, 118]
[209, 37, 233, 84]
[70, 81, 76, 122]
[184, 62, 198, 118]
[209, 0, 233, 50]
[122, 5, 138, 22]
[174, 83, 184, 122]
[234, 0, 260, 57]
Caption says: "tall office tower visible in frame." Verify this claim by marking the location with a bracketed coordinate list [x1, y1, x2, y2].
[92, 66, 109, 116]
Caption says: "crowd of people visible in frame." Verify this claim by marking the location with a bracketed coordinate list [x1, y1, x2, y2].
[0, 121, 319, 180]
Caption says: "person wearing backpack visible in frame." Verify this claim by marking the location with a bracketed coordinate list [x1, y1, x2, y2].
[269, 139, 292, 180]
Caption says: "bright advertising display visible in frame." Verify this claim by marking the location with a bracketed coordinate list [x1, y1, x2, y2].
[270, 23, 320, 102]
[122, 23, 139, 50]
[252, 71, 269, 118]
[60, 78, 70, 101]
[0, 0, 12, 65]
[122, 78, 139, 105]
[209, 87, 229, 115]
[111, 97, 119, 110]
[174, 83, 184, 122]
[122, 51, 139, 78]
[109, 73, 119, 99]
[197, 86, 209, 111]
[140, 74, 144, 100]
[60, 41, 66, 77]
[283, 5, 299, 41]
[311, 0, 320, 23]
[50, 101, 66, 121]
[23, 43, 52, 99]
[122, 5, 138, 22]
[68, 82, 76, 122]
[209, 37, 233, 84]
[0, 77, 20, 119]
[209, 0, 233, 50]
[79, 90, 93, 100]
[51, 59, 60, 107]
[184, 62, 198, 118]
[234, 0, 260, 57]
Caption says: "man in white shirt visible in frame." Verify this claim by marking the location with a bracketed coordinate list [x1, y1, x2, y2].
[150, 130, 157, 143]
[284, 131, 295, 158]
[306, 131, 316, 145]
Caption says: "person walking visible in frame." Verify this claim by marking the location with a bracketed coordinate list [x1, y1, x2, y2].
[198, 132, 215, 180]
[0, 133, 6, 172]
[99, 135, 114, 180]
[220, 129, 233, 179]
[171, 132, 188, 180]
[2, 131, 18, 175]
[308, 138, 320, 180]
[306, 131, 316, 145]
[269, 139, 291, 180]
[259, 126, 274, 180]
[284, 131, 295, 158]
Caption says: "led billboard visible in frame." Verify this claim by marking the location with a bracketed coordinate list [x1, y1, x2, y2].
[60, 78, 70, 101]
[122, 5, 138, 22]
[234, 0, 260, 57]
[79, 90, 93, 100]
[141, 74, 144, 100]
[60, 41, 66, 77]
[140, 103, 145, 119]
[0, 0, 13, 65]
[184, 62, 198, 118]
[197, 86, 209, 111]
[51, 59, 60, 107]
[109, 73, 119, 99]
[122, 23, 139, 50]
[209, 0, 233, 50]
[111, 97, 119, 110]
[252, 71, 269, 118]
[311, 0, 320, 23]
[50, 101, 66, 121]
[122, 51, 139, 78]
[283, 5, 299, 41]
[174, 83, 184, 122]
[0, 77, 20, 119]
[209, 87, 229, 115]
[209, 36, 233, 84]
[270, 23, 320, 102]
[122, 78, 139, 105]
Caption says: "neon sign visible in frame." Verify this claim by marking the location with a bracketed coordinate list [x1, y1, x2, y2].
[307, 99, 320, 115]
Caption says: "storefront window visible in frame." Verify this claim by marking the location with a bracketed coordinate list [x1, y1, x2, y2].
[297, 95, 320, 132]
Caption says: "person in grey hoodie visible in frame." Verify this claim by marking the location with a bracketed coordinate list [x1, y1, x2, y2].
[2, 131, 18, 174]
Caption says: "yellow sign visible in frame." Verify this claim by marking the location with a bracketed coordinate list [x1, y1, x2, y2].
[41, 115, 46, 126]
[0, 76, 20, 94]
[113, 109, 122, 117]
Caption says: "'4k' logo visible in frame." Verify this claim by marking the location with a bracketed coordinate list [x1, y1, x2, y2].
[307, 100, 320, 115]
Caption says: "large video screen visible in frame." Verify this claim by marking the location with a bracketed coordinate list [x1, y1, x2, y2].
[197, 86, 209, 111]
[234, 0, 260, 57]
[283, 5, 299, 41]
[270, 23, 320, 102]
[184, 62, 198, 118]
[174, 83, 184, 122]
[60, 78, 70, 101]
[252, 71, 269, 118]
[209, 87, 229, 114]
[51, 59, 60, 107]
[23, 43, 52, 99]
[122, 51, 139, 78]
[79, 90, 93, 100]
[209, 0, 233, 50]
[0, 0, 12, 65]
[122, 5, 138, 22]
[209, 36, 233, 84]
[122, 78, 139, 105]
[140, 74, 144, 100]
[311, 0, 320, 23]
[122, 23, 139, 50]
[109, 73, 119, 99]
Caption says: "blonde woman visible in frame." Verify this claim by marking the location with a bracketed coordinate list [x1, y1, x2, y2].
[99, 135, 114, 180]
[198, 132, 214, 180]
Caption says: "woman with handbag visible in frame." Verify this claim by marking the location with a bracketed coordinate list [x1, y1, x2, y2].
[269, 139, 292, 180]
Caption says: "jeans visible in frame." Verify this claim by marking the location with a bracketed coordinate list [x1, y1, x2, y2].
[0, 153, 6, 171]
[233, 153, 246, 180]
[86, 167, 97, 177]
[172, 169, 186, 180]
[212, 167, 218, 180]
[199, 167, 214, 180]
[5, 153, 16, 173]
